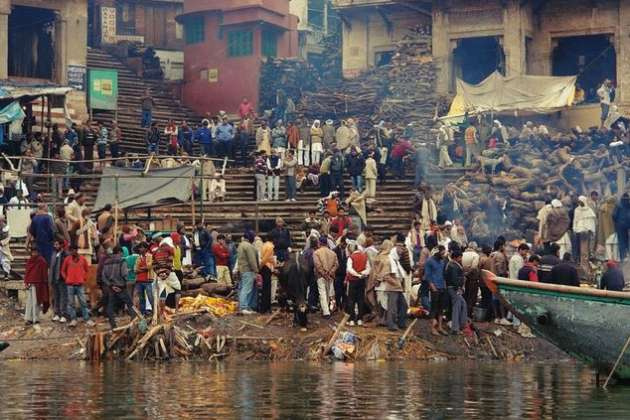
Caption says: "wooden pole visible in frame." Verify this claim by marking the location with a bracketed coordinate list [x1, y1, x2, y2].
[40, 96, 45, 133]
[255, 201, 259, 233]
[398, 318, 418, 349]
[46, 95, 52, 194]
[191, 176, 196, 226]
[199, 160, 204, 223]
[321, 313, 350, 357]
[114, 175, 119, 239]
[603, 335, 630, 389]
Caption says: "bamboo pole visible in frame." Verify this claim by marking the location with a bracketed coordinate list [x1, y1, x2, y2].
[398, 318, 418, 349]
[143, 155, 153, 175]
[191, 176, 196, 226]
[114, 175, 119, 239]
[199, 160, 204, 223]
[321, 313, 350, 357]
[603, 335, 630, 389]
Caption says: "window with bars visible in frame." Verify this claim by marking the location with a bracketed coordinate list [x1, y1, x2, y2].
[261, 30, 278, 58]
[184, 16, 204, 44]
[228, 30, 253, 57]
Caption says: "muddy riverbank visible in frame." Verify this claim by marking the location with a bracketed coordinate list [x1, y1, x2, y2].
[0, 294, 564, 363]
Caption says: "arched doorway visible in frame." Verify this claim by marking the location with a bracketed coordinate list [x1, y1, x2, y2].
[453, 36, 505, 86]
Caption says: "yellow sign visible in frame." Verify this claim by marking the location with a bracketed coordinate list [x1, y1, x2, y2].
[207, 68, 218, 83]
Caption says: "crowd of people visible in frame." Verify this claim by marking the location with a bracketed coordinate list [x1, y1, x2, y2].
[14, 180, 629, 337]
[4, 83, 630, 340]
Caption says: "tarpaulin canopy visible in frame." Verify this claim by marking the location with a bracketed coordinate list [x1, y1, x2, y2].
[0, 101, 25, 124]
[0, 83, 73, 101]
[446, 72, 577, 117]
[93, 166, 195, 211]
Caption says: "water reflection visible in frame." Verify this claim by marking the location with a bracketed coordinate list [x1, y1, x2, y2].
[0, 360, 628, 418]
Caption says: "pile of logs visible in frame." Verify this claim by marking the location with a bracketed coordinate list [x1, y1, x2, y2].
[373, 34, 437, 141]
[258, 57, 320, 114]
[297, 26, 437, 136]
[85, 310, 215, 361]
[444, 130, 628, 245]
[257, 24, 437, 138]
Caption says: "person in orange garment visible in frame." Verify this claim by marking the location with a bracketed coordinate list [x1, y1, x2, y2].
[212, 234, 232, 287]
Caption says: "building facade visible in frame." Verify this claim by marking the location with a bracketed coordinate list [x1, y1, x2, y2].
[89, 0, 184, 80]
[433, 0, 630, 108]
[333, 0, 431, 78]
[0, 0, 88, 118]
[290, 0, 336, 60]
[178, 0, 299, 116]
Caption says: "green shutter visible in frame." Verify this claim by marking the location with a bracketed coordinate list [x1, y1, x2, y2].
[185, 16, 204, 45]
[262, 30, 277, 58]
[228, 30, 253, 57]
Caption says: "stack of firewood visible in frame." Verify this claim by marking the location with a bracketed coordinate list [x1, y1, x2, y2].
[294, 26, 437, 137]
[259, 57, 320, 114]
[373, 34, 437, 141]
[440, 130, 628, 245]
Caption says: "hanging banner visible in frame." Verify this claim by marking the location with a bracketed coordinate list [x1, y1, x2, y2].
[88, 69, 118, 110]
[101, 6, 117, 44]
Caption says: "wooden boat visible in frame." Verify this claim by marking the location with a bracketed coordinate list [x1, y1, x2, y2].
[481, 270, 630, 379]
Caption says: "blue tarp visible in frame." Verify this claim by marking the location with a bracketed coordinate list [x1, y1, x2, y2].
[0, 101, 25, 125]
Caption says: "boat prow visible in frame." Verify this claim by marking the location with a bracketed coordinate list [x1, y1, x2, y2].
[481, 269, 630, 379]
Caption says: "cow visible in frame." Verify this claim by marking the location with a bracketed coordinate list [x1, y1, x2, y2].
[277, 251, 311, 330]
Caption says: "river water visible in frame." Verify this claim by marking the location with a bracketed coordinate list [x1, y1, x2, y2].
[0, 360, 627, 418]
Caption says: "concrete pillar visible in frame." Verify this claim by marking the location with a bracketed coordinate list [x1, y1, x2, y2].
[0, 0, 9, 80]
[56, 18, 68, 85]
[617, 1, 630, 108]
[503, 0, 525, 76]
[432, 7, 450, 94]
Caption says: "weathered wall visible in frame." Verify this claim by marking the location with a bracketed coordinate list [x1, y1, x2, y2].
[182, 14, 299, 116]
[433, 0, 630, 110]
[92, 0, 183, 50]
[0, 0, 88, 119]
[341, 8, 430, 78]
[290, 0, 309, 30]
[155, 49, 183, 81]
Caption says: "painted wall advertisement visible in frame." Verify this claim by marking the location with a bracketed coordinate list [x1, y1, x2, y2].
[88, 69, 118, 110]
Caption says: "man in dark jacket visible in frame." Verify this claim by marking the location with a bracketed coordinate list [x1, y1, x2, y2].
[613, 193, 630, 261]
[102, 246, 136, 329]
[601, 260, 625, 291]
[539, 243, 561, 283]
[346, 148, 365, 192]
[302, 237, 319, 311]
[270, 217, 291, 262]
[333, 238, 348, 311]
[50, 239, 69, 323]
[330, 148, 345, 200]
[195, 119, 214, 156]
[445, 250, 467, 333]
[146, 122, 161, 155]
[550, 253, 579, 287]
[193, 221, 212, 277]
[517, 255, 540, 282]
[178, 121, 193, 155]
